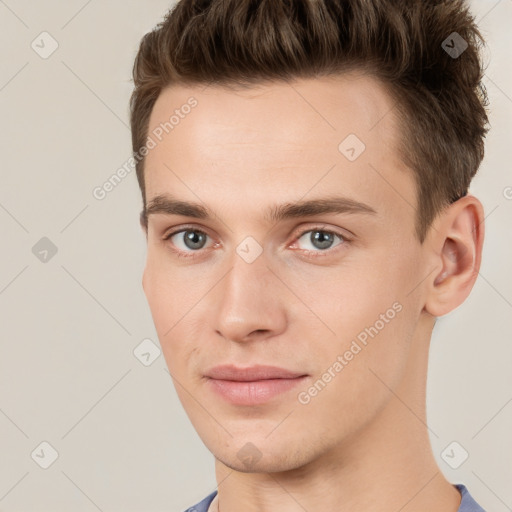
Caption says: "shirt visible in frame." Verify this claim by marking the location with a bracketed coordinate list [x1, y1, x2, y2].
[183, 483, 486, 512]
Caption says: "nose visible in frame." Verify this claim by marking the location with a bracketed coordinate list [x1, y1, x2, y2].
[212, 251, 288, 344]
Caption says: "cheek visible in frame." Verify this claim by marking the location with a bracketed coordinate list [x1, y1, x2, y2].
[143, 248, 201, 329]
[143, 260, 187, 361]
[143, 255, 212, 379]
[293, 300, 415, 441]
[143, 267, 176, 334]
[290, 249, 418, 383]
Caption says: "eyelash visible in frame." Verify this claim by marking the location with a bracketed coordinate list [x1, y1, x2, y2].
[162, 225, 349, 260]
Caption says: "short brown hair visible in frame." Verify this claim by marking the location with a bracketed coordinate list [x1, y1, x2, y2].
[130, 0, 489, 241]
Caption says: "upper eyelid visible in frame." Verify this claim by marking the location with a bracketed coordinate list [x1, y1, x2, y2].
[163, 224, 346, 236]
[291, 224, 352, 245]
[163, 224, 209, 238]
[294, 224, 347, 236]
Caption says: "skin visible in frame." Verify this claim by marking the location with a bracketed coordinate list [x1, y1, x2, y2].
[140, 72, 484, 512]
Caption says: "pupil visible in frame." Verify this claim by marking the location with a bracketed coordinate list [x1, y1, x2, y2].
[185, 231, 205, 249]
[312, 231, 333, 249]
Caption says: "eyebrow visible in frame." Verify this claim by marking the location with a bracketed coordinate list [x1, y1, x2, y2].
[143, 193, 377, 224]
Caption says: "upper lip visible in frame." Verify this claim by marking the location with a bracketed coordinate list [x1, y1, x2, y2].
[205, 365, 307, 381]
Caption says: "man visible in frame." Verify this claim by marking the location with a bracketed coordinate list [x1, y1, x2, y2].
[130, 0, 489, 510]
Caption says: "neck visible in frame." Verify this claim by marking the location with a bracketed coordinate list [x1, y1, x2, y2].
[213, 317, 461, 512]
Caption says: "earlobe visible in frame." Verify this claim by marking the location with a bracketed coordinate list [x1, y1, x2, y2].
[425, 195, 484, 317]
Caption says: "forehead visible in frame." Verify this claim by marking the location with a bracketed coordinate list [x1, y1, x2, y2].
[147, 72, 398, 152]
[143, 73, 415, 230]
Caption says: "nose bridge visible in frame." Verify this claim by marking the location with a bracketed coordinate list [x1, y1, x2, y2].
[212, 245, 287, 342]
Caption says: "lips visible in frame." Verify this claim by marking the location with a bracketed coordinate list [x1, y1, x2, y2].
[205, 364, 306, 381]
[204, 365, 308, 405]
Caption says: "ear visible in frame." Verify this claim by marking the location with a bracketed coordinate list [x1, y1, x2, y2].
[424, 194, 485, 317]
[141, 266, 147, 294]
[139, 210, 148, 294]
[140, 210, 148, 239]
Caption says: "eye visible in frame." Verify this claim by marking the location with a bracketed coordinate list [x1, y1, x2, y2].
[293, 228, 345, 253]
[164, 228, 213, 254]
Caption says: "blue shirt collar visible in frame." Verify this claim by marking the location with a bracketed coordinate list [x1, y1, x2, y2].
[185, 484, 486, 512]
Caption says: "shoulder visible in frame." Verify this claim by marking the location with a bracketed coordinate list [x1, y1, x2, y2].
[455, 484, 487, 512]
[182, 490, 218, 512]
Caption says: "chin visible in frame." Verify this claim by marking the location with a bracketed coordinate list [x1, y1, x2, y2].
[216, 450, 312, 474]
[206, 433, 321, 474]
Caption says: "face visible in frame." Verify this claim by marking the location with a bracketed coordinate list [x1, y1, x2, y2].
[141, 73, 430, 473]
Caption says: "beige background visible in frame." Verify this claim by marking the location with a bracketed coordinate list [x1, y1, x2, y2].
[0, 1, 511, 511]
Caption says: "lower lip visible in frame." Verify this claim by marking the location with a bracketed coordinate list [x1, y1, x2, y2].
[206, 376, 308, 406]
